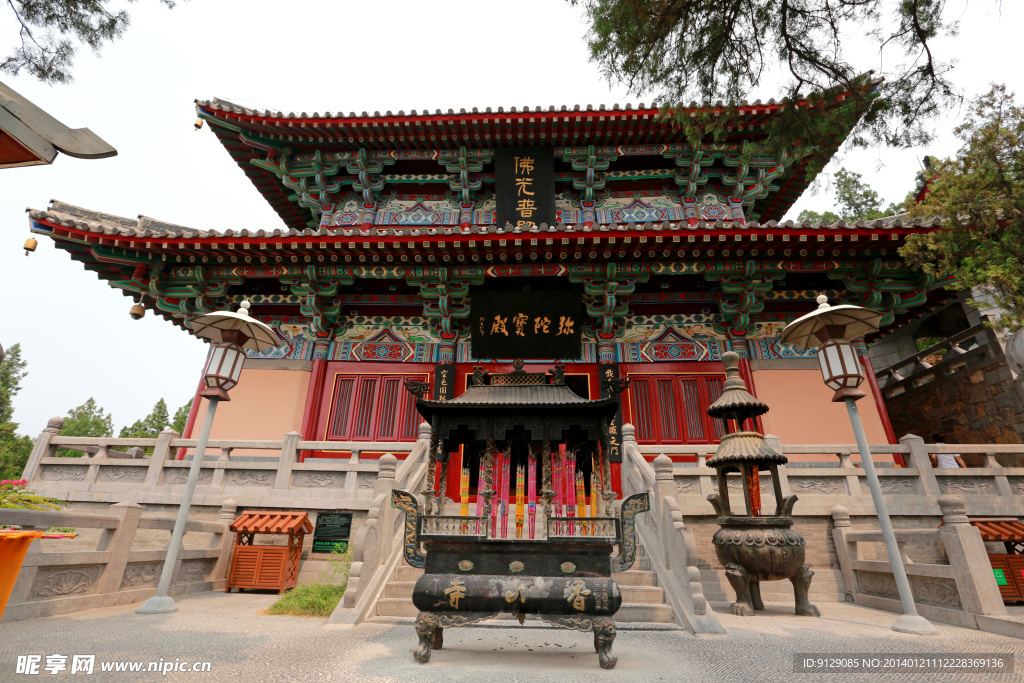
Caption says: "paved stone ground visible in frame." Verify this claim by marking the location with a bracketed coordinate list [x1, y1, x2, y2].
[1, 592, 1021, 683]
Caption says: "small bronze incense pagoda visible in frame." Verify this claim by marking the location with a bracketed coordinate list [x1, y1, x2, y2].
[706, 351, 819, 617]
[392, 362, 649, 669]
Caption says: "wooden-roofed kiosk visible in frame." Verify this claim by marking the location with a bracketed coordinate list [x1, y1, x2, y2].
[226, 511, 312, 594]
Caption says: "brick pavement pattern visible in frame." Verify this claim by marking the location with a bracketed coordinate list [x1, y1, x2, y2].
[1, 592, 1021, 682]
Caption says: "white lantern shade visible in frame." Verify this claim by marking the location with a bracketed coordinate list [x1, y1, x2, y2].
[200, 342, 246, 400]
[816, 339, 866, 401]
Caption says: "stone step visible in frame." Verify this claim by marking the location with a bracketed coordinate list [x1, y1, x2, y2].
[394, 565, 424, 582]
[385, 581, 416, 599]
[619, 586, 664, 604]
[376, 597, 420, 618]
[611, 570, 657, 586]
[615, 603, 675, 623]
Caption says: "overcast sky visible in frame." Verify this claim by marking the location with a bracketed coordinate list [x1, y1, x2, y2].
[1, 0, 1021, 436]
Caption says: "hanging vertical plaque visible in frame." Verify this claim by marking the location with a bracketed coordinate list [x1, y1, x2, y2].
[495, 147, 555, 228]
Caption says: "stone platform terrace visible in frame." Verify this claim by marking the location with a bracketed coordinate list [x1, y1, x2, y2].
[0, 591, 1021, 682]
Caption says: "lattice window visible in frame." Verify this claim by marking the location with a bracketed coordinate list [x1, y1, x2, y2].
[627, 374, 725, 445]
[325, 373, 428, 442]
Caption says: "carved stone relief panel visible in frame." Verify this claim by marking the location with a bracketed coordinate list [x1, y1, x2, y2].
[39, 466, 86, 482]
[938, 477, 994, 495]
[162, 468, 214, 486]
[120, 562, 162, 590]
[789, 477, 845, 495]
[1008, 477, 1024, 494]
[293, 472, 345, 488]
[857, 571, 898, 599]
[675, 478, 700, 494]
[878, 477, 919, 495]
[225, 470, 273, 487]
[178, 559, 215, 583]
[97, 466, 146, 483]
[357, 473, 376, 489]
[909, 576, 962, 608]
[30, 565, 101, 600]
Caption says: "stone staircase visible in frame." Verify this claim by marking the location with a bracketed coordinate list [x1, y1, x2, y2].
[373, 542, 677, 625]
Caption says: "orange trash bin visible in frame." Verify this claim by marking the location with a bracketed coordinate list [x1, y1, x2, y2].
[0, 531, 45, 616]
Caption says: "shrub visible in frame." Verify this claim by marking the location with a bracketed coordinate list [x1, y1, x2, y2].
[0, 479, 63, 510]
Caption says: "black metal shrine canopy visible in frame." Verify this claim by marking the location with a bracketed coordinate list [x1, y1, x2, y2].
[415, 382, 620, 443]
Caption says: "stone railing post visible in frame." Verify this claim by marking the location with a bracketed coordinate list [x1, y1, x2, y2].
[145, 427, 179, 486]
[95, 502, 145, 594]
[936, 494, 1007, 616]
[830, 505, 857, 602]
[22, 417, 64, 481]
[375, 453, 398, 561]
[983, 453, 1014, 496]
[899, 434, 940, 497]
[652, 454, 674, 568]
[210, 498, 238, 581]
[275, 431, 300, 489]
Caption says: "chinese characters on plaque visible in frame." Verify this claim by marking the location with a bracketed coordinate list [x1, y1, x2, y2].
[495, 147, 554, 228]
[470, 290, 583, 360]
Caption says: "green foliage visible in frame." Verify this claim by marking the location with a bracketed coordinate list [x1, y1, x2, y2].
[902, 85, 1024, 332]
[0, 343, 27, 426]
[0, 344, 31, 480]
[171, 398, 192, 435]
[56, 397, 113, 457]
[2, 0, 178, 84]
[265, 583, 347, 618]
[266, 547, 350, 617]
[572, 0, 960, 156]
[0, 479, 63, 510]
[119, 399, 169, 439]
[797, 166, 910, 223]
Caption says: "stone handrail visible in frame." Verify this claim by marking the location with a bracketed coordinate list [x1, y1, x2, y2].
[1, 499, 237, 622]
[636, 434, 1024, 518]
[876, 323, 999, 397]
[329, 423, 432, 625]
[620, 424, 725, 635]
[20, 418, 421, 512]
[830, 496, 1012, 634]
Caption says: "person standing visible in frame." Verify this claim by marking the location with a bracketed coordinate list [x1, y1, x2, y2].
[930, 433, 966, 468]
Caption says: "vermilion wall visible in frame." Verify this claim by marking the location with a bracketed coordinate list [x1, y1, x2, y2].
[751, 367, 894, 462]
[188, 366, 311, 457]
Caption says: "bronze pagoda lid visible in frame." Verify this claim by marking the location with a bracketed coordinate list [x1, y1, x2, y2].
[706, 351, 769, 419]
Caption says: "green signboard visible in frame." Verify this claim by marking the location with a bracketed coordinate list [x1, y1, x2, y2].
[312, 512, 352, 553]
[994, 568, 1008, 586]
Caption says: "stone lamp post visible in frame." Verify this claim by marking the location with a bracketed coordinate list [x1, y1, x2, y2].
[136, 300, 279, 614]
[780, 295, 938, 635]
[706, 351, 819, 617]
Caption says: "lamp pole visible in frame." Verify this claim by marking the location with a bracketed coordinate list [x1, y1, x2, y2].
[781, 295, 938, 635]
[844, 396, 937, 634]
[136, 399, 218, 614]
[136, 300, 278, 615]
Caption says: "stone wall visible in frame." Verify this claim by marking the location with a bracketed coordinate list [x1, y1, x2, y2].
[885, 353, 1024, 465]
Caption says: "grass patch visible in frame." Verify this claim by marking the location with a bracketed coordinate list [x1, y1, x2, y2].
[265, 547, 351, 617]
[265, 583, 347, 617]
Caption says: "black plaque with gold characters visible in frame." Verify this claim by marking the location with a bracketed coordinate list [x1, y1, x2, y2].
[471, 290, 582, 360]
[494, 147, 555, 228]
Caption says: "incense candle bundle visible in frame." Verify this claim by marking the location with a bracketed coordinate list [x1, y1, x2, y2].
[590, 472, 598, 533]
[515, 464, 525, 539]
[491, 450, 502, 537]
[565, 452, 576, 536]
[575, 471, 586, 535]
[501, 449, 511, 538]
[553, 445, 565, 534]
[527, 451, 537, 539]
[476, 456, 487, 534]
[460, 467, 469, 532]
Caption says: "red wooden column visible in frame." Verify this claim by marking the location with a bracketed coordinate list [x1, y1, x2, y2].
[860, 353, 901, 464]
[298, 341, 331, 462]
